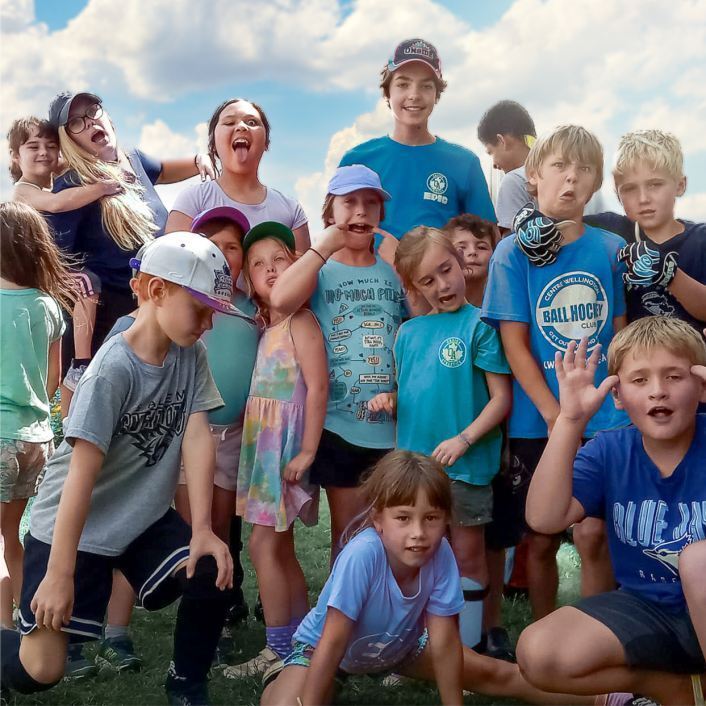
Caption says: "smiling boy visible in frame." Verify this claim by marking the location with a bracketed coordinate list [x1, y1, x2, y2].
[340, 38, 495, 244]
[482, 125, 628, 620]
[518, 317, 706, 704]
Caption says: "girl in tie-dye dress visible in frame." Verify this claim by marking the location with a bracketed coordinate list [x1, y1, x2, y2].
[231, 222, 327, 676]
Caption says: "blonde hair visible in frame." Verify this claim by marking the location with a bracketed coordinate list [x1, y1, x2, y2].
[0, 202, 76, 311]
[525, 124, 604, 197]
[242, 235, 298, 326]
[58, 127, 158, 250]
[608, 316, 706, 375]
[613, 129, 684, 183]
[394, 225, 461, 291]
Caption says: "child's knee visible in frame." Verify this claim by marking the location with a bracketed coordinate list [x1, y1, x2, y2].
[679, 541, 706, 586]
[573, 519, 607, 556]
[515, 622, 561, 688]
[527, 532, 559, 560]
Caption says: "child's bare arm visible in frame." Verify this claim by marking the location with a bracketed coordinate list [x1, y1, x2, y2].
[284, 311, 328, 483]
[181, 411, 233, 589]
[13, 181, 120, 213]
[165, 210, 193, 233]
[46, 339, 61, 399]
[293, 223, 311, 252]
[157, 155, 214, 184]
[499, 321, 560, 433]
[432, 371, 511, 468]
[668, 270, 706, 321]
[269, 224, 347, 314]
[426, 613, 463, 706]
[31, 439, 104, 631]
[301, 607, 354, 706]
[526, 339, 617, 534]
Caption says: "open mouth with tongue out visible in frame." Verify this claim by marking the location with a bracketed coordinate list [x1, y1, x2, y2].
[232, 137, 250, 163]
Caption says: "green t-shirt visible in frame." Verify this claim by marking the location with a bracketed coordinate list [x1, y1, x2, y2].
[395, 304, 509, 485]
[0, 288, 65, 442]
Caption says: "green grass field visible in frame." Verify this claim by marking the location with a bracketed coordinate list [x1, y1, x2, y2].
[12, 493, 582, 706]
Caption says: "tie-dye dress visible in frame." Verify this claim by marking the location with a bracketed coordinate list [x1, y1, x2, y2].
[236, 313, 319, 531]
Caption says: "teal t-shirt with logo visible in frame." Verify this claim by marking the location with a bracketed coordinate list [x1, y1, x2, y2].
[395, 304, 510, 485]
[482, 225, 629, 439]
[310, 257, 405, 449]
[340, 136, 496, 241]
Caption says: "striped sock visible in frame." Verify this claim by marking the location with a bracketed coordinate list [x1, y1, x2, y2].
[266, 625, 296, 659]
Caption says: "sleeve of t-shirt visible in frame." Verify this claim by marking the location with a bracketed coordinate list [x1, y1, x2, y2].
[426, 538, 464, 616]
[134, 149, 163, 185]
[63, 374, 127, 453]
[471, 320, 510, 374]
[463, 153, 496, 223]
[583, 212, 633, 241]
[480, 239, 530, 327]
[325, 536, 377, 621]
[290, 198, 308, 230]
[48, 297, 66, 341]
[170, 184, 202, 218]
[191, 340, 224, 414]
[496, 172, 532, 230]
[571, 435, 607, 519]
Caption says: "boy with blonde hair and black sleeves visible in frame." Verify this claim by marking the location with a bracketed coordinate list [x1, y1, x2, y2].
[482, 125, 628, 620]
[518, 316, 705, 705]
[585, 129, 706, 331]
[1, 232, 251, 706]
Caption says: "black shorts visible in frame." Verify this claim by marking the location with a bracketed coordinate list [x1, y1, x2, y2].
[19, 508, 191, 643]
[309, 429, 390, 488]
[61, 285, 135, 376]
[484, 437, 546, 550]
[575, 590, 705, 674]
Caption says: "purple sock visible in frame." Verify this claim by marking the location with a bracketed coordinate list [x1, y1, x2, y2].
[266, 625, 296, 659]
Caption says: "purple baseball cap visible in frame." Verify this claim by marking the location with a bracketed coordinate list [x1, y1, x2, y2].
[327, 165, 391, 201]
[191, 206, 250, 239]
[387, 38, 442, 79]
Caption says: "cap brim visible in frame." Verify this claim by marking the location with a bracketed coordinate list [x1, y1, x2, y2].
[58, 92, 102, 127]
[184, 287, 256, 321]
[243, 221, 296, 253]
[387, 57, 442, 79]
[328, 185, 392, 201]
[191, 207, 250, 237]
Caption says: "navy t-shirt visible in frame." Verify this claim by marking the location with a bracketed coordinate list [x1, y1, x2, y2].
[48, 149, 166, 293]
[585, 213, 706, 330]
[573, 415, 706, 611]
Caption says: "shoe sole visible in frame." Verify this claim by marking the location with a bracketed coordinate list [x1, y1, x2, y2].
[95, 655, 143, 673]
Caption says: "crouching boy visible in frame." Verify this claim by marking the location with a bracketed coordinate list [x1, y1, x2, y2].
[0, 232, 253, 705]
[518, 316, 706, 705]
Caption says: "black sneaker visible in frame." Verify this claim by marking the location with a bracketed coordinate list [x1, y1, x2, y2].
[225, 600, 249, 627]
[165, 675, 210, 706]
[485, 627, 516, 663]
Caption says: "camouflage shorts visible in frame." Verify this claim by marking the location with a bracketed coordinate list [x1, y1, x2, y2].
[0, 438, 53, 503]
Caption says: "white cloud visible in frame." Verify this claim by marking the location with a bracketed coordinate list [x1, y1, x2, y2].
[678, 192, 706, 221]
[137, 119, 206, 158]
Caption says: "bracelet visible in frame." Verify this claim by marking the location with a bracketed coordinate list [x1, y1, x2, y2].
[459, 431, 473, 447]
[308, 247, 327, 264]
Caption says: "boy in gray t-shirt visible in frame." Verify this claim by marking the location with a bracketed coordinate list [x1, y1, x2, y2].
[2, 232, 253, 705]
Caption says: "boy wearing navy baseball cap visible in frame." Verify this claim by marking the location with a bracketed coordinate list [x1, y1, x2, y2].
[340, 38, 496, 247]
[1, 232, 245, 705]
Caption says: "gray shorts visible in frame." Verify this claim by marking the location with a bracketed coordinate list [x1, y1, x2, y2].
[0, 438, 54, 503]
[179, 421, 243, 491]
[450, 480, 493, 527]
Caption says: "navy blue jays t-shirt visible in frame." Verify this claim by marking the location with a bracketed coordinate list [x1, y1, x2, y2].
[585, 213, 706, 330]
[48, 149, 166, 293]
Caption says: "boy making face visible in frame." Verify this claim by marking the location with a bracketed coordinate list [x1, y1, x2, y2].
[340, 38, 495, 242]
[519, 317, 706, 704]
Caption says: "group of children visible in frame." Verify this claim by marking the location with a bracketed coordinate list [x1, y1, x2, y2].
[1, 35, 704, 706]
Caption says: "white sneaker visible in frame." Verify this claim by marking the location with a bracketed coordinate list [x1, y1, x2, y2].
[223, 646, 282, 679]
[63, 362, 88, 392]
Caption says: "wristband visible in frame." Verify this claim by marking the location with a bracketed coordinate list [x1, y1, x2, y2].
[308, 247, 327, 264]
[459, 431, 473, 447]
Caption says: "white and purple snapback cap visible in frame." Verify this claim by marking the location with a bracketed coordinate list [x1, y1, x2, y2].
[129, 232, 253, 320]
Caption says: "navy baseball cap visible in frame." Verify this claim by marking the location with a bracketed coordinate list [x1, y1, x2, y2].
[387, 38, 442, 79]
[48, 91, 102, 128]
[327, 165, 391, 201]
[191, 207, 250, 239]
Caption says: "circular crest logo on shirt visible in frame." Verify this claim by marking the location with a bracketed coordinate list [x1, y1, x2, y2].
[535, 271, 608, 351]
[426, 172, 448, 195]
[438, 337, 466, 368]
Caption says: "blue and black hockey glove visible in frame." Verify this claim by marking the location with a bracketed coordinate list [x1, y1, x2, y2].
[512, 203, 564, 267]
[618, 242, 678, 290]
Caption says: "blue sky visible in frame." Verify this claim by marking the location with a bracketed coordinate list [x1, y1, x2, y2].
[2, 0, 705, 224]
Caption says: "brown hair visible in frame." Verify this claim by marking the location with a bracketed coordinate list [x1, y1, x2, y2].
[206, 98, 271, 176]
[7, 117, 59, 183]
[444, 213, 500, 250]
[394, 225, 462, 291]
[0, 202, 75, 310]
[321, 191, 386, 227]
[608, 316, 706, 375]
[379, 67, 447, 102]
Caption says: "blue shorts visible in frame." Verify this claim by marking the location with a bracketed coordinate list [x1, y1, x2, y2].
[19, 507, 191, 642]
